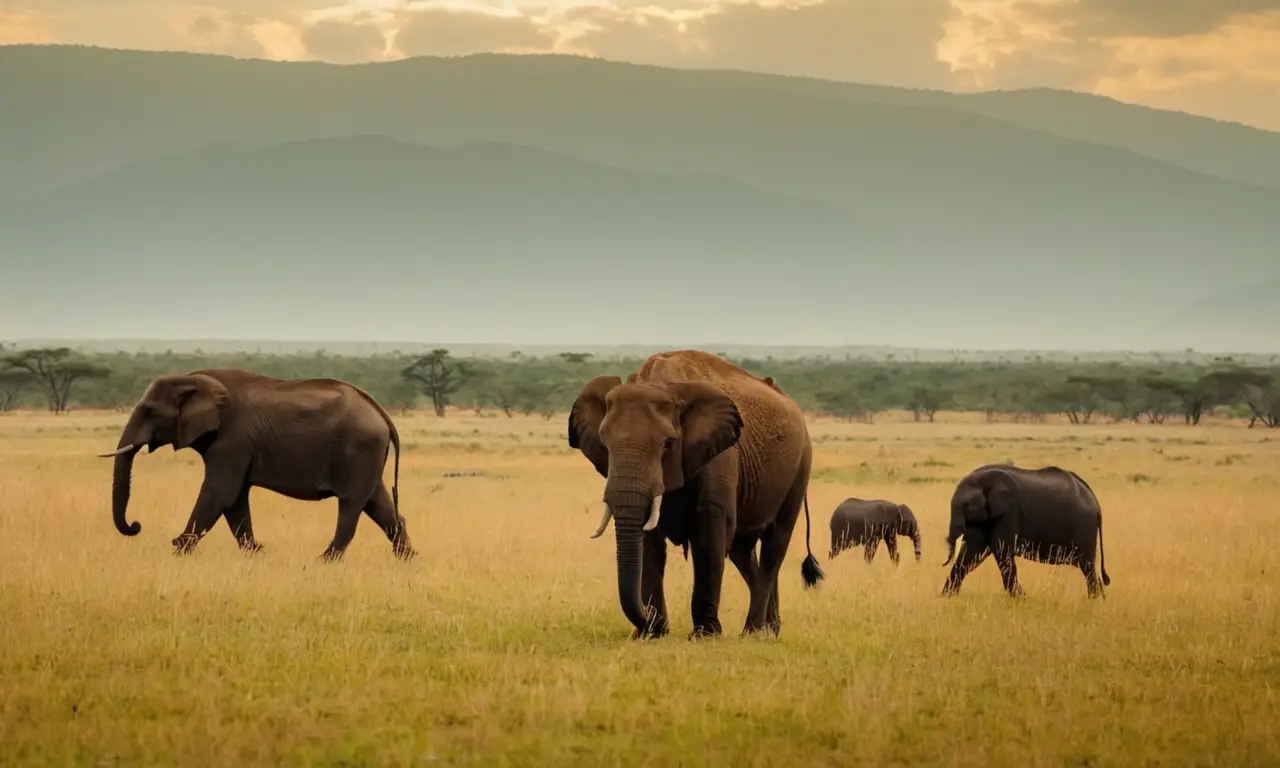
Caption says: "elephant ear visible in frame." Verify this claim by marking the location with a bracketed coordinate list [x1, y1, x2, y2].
[174, 374, 230, 450]
[568, 375, 622, 478]
[663, 381, 743, 488]
[979, 473, 1020, 521]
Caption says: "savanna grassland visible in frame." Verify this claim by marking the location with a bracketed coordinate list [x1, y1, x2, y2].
[1, 409, 1277, 766]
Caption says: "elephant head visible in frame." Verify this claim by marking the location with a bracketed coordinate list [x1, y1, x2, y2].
[98, 373, 230, 537]
[568, 375, 743, 632]
[942, 469, 1019, 566]
[897, 504, 923, 561]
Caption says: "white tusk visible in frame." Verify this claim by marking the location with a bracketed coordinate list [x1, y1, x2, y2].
[97, 444, 136, 458]
[643, 494, 663, 531]
[589, 504, 613, 539]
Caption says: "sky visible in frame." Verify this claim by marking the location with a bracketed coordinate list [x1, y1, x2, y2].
[1, 0, 1278, 131]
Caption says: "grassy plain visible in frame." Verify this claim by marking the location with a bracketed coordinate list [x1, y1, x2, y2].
[1, 409, 1277, 766]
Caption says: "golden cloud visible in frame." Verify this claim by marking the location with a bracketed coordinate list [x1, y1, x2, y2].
[0, 10, 54, 44]
[0, 0, 1275, 129]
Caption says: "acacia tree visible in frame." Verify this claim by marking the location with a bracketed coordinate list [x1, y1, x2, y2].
[400, 349, 468, 417]
[0, 369, 30, 412]
[2, 347, 110, 414]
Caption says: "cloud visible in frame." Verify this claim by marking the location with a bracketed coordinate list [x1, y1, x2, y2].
[302, 18, 388, 61]
[392, 7, 555, 57]
[1041, 0, 1280, 39]
[1091, 10, 1280, 126]
[557, 0, 956, 89]
[0, 10, 54, 44]
[0, 0, 1277, 130]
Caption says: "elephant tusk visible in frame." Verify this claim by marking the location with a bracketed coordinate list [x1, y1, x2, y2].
[97, 444, 136, 458]
[589, 504, 612, 539]
[643, 494, 663, 531]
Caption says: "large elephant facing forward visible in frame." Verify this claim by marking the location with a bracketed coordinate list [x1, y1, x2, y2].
[942, 464, 1110, 598]
[568, 349, 824, 640]
[99, 369, 413, 562]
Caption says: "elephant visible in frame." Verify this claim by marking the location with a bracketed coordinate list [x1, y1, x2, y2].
[98, 368, 414, 562]
[828, 497, 922, 564]
[941, 464, 1110, 598]
[567, 349, 824, 640]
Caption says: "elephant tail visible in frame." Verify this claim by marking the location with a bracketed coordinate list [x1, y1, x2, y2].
[800, 493, 826, 589]
[389, 420, 401, 515]
[1098, 508, 1110, 587]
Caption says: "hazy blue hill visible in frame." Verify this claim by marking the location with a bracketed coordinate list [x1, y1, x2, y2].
[0, 136, 911, 344]
[2, 45, 1277, 350]
[1160, 279, 1280, 353]
[3, 48, 1276, 280]
[667, 69, 1280, 192]
[951, 89, 1280, 193]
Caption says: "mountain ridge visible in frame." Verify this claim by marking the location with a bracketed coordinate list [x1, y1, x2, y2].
[2, 45, 1276, 352]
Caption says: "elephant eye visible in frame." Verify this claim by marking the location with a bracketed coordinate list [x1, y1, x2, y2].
[662, 437, 675, 451]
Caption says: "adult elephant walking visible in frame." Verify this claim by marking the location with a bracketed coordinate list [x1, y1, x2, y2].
[568, 349, 824, 640]
[941, 464, 1110, 598]
[98, 368, 413, 562]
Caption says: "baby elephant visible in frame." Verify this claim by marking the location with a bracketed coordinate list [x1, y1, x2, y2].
[829, 498, 922, 565]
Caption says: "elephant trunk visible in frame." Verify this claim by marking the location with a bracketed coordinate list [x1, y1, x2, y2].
[613, 511, 647, 631]
[107, 406, 149, 536]
[111, 447, 142, 536]
[907, 523, 923, 561]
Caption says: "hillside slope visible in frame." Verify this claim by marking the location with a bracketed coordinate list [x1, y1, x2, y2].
[2, 46, 1276, 351]
[0, 137, 911, 344]
[2, 48, 1276, 281]
[1159, 279, 1280, 353]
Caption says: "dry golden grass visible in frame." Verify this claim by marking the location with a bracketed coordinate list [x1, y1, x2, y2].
[2, 408, 1278, 766]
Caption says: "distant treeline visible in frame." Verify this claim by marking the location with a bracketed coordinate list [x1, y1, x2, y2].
[1, 347, 1277, 427]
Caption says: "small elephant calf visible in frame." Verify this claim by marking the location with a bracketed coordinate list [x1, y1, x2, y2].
[829, 498, 922, 565]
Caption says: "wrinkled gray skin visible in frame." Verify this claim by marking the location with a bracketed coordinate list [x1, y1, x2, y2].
[568, 350, 824, 641]
[828, 498, 922, 565]
[941, 464, 1110, 598]
[100, 369, 413, 562]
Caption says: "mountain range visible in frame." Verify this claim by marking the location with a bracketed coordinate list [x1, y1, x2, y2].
[1, 45, 1276, 351]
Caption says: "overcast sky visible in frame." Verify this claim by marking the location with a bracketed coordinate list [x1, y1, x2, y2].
[2, 0, 1277, 130]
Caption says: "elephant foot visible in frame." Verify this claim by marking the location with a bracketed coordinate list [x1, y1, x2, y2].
[237, 539, 264, 556]
[393, 543, 417, 562]
[687, 623, 722, 641]
[171, 534, 200, 556]
[631, 621, 669, 641]
[741, 621, 779, 638]
[318, 547, 346, 564]
[629, 611, 670, 642]
[1004, 586, 1025, 598]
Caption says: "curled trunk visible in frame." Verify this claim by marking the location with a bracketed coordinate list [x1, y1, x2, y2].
[112, 448, 142, 536]
[906, 523, 923, 560]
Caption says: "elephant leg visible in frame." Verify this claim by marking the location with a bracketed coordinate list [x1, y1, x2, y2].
[863, 533, 880, 564]
[884, 532, 900, 566]
[729, 534, 763, 629]
[173, 456, 248, 556]
[362, 481, 415, 561]
[1079, 555, 1105, 599]
[992, 537, 1024, 597]
[750, 471, 808, 637]
[321, 495, 368, 563]
[688, 503, 728, 639]
[222, 483, 262, 554]
[631, 530, 670, 639]
[941, 532, 990, 596]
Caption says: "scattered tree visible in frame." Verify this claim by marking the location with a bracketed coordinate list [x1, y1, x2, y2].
[2, 347, 110, 414]
[400, 349, 467, 417]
